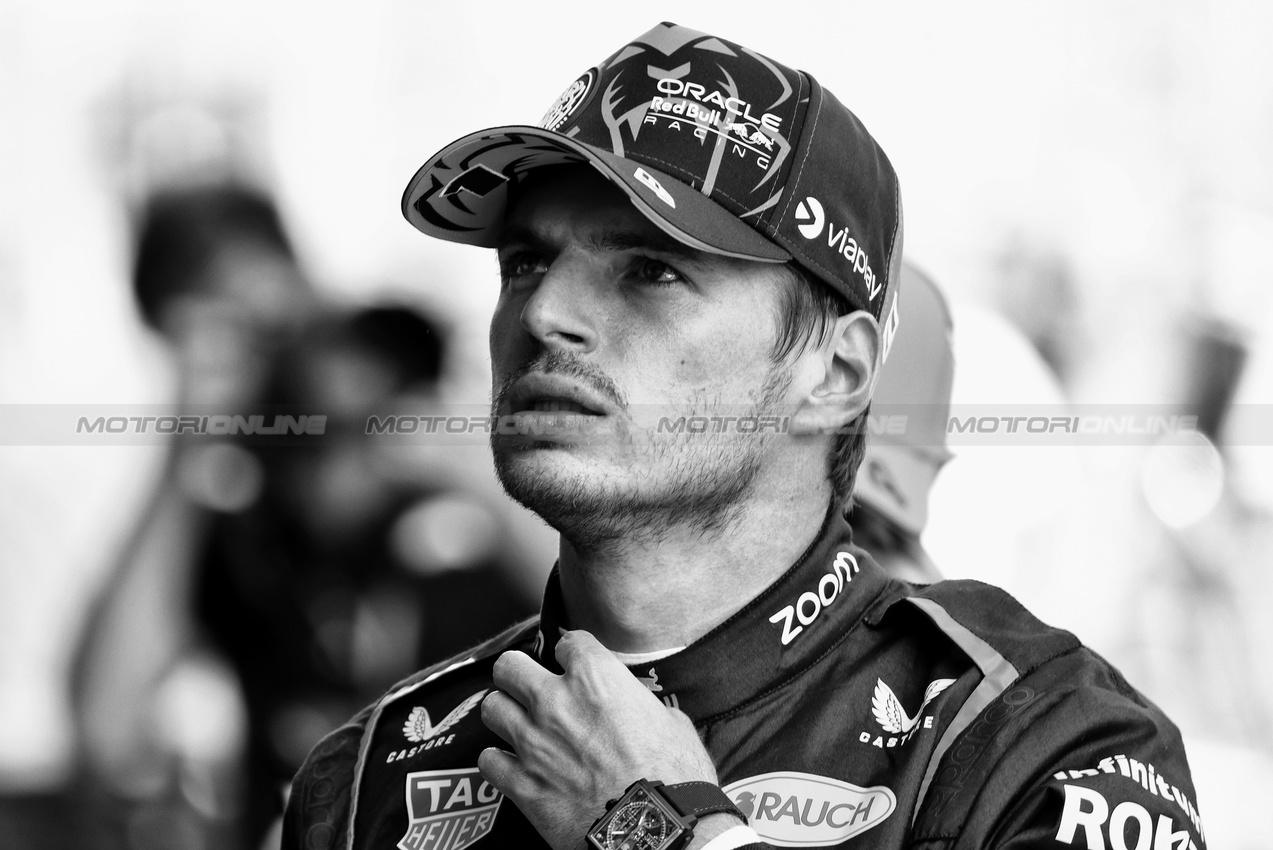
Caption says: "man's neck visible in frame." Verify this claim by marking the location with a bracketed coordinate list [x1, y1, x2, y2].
[556, 484, 835, 654]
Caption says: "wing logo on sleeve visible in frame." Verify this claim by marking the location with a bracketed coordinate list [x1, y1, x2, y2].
[403, 690, 487, 743]
[857, 677, 953, 749]
[873, 678, 954, 734]
[386, 690, 489, 763]
[722, 772, 895, 845]
[399, 767, 504, 850]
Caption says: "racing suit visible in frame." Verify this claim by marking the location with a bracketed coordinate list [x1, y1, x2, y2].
[283, 507, 1207, 850]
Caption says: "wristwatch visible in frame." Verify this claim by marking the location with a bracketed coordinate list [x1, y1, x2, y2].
[586, 779, 744, 850]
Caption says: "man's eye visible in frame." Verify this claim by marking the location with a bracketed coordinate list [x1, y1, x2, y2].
[633, 258, 684, 286]
[499, 253, 547, 282]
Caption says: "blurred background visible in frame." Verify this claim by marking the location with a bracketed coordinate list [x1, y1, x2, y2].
[1, 1, 1271, 848]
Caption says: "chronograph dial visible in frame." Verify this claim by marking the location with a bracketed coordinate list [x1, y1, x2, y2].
[586, 780, 744, 850]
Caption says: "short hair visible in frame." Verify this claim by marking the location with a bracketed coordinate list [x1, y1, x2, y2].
[264, 303, 450, 410]
[131, 184, 297, 331]
[343, 305, 448, 386]
[771, 264, 869, 509]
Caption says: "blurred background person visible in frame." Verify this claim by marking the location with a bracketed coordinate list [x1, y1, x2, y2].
[69, 181, 320, 850]
[129, 182, 317, 410]
[72, 239, 539, 848]
[848, 262, 955, 584]
[190, 303, 536, 847]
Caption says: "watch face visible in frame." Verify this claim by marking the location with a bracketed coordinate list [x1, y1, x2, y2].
[592, 786, 684, 850]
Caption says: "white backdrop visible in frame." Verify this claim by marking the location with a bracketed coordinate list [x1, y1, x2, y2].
[2, 1, 1271, 843]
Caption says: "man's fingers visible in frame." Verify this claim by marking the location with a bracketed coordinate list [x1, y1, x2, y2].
[556, 630, 653, 703]
[491, 650, 555, 710]
[481, 689, 529, 749]
[554, 629, 617, 671]
[476, 746, 521, 795]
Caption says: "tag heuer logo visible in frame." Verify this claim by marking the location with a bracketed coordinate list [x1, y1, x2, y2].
[403, 690, 487, 743]
[400, 767, 504, 850]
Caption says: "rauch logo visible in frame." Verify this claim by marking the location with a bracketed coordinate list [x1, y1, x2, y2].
[399, 767, 503, 850]
[723, 771, 895, 846]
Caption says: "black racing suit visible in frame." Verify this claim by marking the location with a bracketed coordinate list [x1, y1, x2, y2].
[283, 508, 1207, 850]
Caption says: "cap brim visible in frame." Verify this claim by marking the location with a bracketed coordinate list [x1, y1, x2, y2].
[402, 126, 790, 263]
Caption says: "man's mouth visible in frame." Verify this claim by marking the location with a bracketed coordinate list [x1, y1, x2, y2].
[503, 373, 616, 418]
[524, 398, 596, 415]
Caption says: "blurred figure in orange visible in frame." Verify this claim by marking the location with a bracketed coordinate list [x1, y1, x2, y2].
[848, 262, 955, 583]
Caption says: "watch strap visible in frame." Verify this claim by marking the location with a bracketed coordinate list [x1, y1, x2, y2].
[660, 781, 746, 824]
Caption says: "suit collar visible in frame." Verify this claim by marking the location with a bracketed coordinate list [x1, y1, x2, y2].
[534, 506, 892, 721]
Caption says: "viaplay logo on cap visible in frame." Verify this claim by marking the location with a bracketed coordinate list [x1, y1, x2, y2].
[795, 197, 825, 239]
[793, 195, 882, 302]
[399, 768, 504, 850]
[723, 772, 895, 845]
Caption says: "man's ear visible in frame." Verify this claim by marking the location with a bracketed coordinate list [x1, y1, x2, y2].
[789, 311, 881, 436]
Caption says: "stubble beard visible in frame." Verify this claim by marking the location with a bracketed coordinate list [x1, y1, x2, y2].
[492, 363, 793, 554]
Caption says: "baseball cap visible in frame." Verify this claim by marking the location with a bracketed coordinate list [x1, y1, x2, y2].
[402, 21, 903, 334]
[854, 262, 955, 535]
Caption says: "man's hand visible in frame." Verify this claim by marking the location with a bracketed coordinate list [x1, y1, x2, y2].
[477, 630, 721, 850]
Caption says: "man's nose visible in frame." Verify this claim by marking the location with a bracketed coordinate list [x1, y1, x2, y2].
[519, 253, 600, 353]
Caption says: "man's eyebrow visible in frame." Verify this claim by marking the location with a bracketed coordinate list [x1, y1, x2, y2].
[496, 224, 549, 252]
[496, 222, 701, 261]
[590, 229, 700, 259]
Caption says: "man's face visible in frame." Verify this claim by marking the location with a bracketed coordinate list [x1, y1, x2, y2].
[488, 166, 810, 546]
